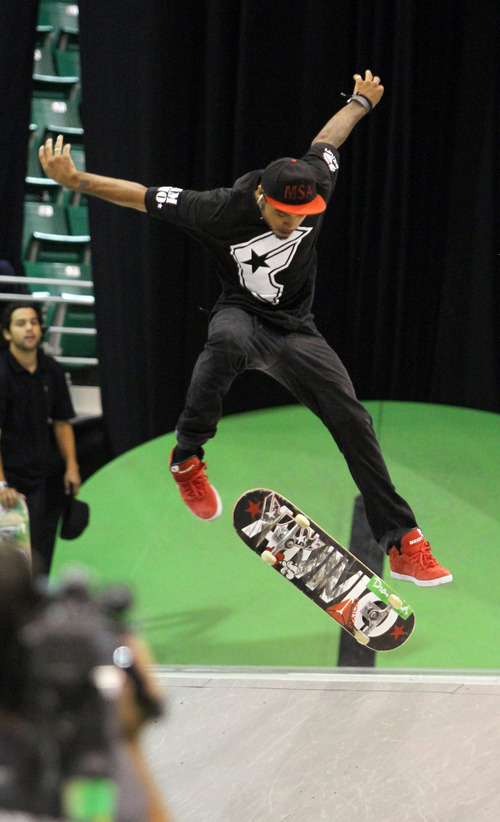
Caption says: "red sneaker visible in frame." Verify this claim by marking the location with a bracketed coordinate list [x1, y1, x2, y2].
[388, 528, 453, 586]
[169, 451, 222, 521]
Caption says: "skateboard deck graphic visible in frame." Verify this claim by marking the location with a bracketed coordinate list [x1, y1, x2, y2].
[233, 489, 414, 651]
[0, 497, 31, 563]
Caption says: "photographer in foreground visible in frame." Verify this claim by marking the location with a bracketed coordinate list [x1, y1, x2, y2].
[0, 544, 173, 821]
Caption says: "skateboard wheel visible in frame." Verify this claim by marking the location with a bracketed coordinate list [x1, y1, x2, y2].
[261, 550, 277, 566]
[354, 630, 370, 646]
[388, 594, 402, 609]
[294, 514, 310, 529]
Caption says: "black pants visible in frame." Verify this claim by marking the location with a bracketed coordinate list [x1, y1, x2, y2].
[176, 308, 417, 546]
[7, 473, 66, 573]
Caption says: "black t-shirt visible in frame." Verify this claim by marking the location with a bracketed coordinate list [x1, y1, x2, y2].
[145, 142, 340, 331]
[0, 348, 75, 486]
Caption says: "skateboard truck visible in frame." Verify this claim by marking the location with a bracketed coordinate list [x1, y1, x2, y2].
[261, 513, 310, 566]
[353, 594, 403, 644]
[255, 512, 285, 548]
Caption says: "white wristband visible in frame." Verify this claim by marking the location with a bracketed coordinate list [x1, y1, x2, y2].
[0, 481, 8, 489]
[347, 93, 373, 113]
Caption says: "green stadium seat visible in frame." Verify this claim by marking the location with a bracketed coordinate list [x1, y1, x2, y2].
[32, 73, 80, 101]
[66, 204, 89, 235]
[41, 122, 84, 145]
[54, 47, 81, 79]
[37, 3, 79, 37]
[28, 281, 93, 302]
[58, 306, 97, 359]
[23, 202, 69, 243]
[32, 17, 81, 94]
[22, 201, 90, 263]
[42, 301, 97, 364]
[25, 232, 91, 265]
[36, 24, 55, 48]
[24, 176, 61, 204]
[54, 26, 80, 51]
[30, 97, 82, 131]
[26, 134, 45, 178]
[23, 261, 93, 283]
[43, 301, 97, 363]
[54, 27, 81, 78]
[33, 45, 57, 77]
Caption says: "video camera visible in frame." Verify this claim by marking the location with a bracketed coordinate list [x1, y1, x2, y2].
[0, 568, 162, 820]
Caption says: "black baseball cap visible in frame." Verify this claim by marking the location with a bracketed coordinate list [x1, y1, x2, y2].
[60, 494, 90, 540]
[261, 157, 327, 215]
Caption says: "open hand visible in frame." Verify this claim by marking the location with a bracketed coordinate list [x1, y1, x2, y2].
[0, 485, 20, 509]
[352, 70, 384, 108]
[39, 134, 79, 188]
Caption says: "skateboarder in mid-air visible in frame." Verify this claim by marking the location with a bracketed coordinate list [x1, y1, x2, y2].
[40, 69, 452, 587]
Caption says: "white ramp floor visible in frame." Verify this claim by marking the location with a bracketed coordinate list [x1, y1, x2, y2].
[144, 668, 500, 822]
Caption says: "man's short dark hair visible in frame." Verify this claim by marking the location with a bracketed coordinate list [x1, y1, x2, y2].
[0, 301, 44, 348]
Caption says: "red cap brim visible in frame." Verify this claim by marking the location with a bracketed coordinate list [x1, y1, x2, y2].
[265, 193, 327, 215]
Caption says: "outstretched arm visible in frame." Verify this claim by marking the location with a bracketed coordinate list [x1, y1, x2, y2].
[39, 134, 148, 211]
[312, 70, 384, 148]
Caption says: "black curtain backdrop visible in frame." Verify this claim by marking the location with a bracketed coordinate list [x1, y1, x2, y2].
[2, 1, 499, 456]
[0, 0, 40, 276]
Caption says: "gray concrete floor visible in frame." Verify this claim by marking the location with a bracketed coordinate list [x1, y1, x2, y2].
[144, 667, 500, 822]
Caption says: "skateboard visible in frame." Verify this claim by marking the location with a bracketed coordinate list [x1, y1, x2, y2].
[233, 489, 414, 651]
[0, 497, 31, 563]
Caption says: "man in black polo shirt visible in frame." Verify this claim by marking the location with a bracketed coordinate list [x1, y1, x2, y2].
[0, 302, 81, 572]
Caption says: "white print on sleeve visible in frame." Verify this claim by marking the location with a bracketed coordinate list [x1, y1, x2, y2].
[155, 186, 183, 207]
[322, 148, 339, 173]
[230, 226, 313, 304]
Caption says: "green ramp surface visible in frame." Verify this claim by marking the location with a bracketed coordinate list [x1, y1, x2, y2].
[52, 402, 500, 671]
